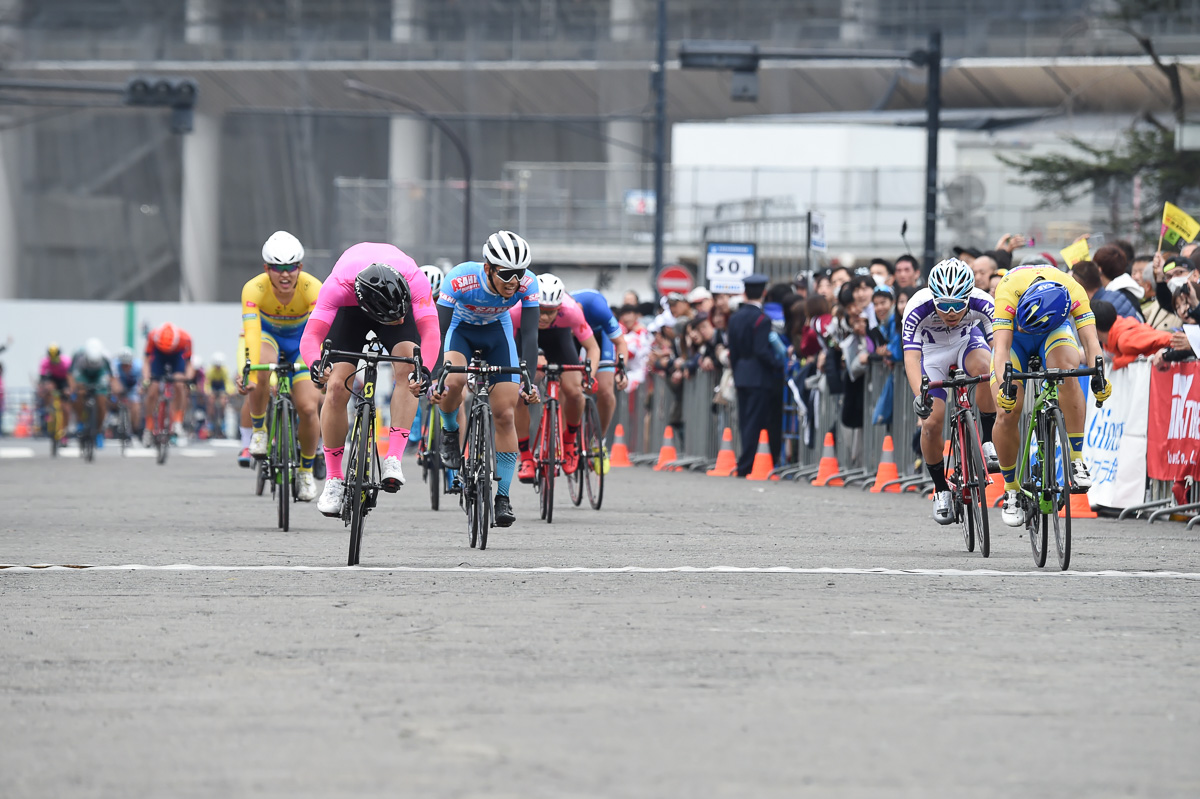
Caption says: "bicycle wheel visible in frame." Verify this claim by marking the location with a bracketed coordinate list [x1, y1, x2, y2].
[475, 407, 493, 550]
[277, 402, 292, 532]
[949, 421, 973, 553]
[47, 403, 59, 458]
[465, 408, 482, 548]
[119, 405, 130, 455]
[255, 459, 267, 495]
[583, 399, 604, 510]
[347, 406, 372, 566]
[961, 411, 990, 558]
[567, 424, 584, 507]
[540, 400, 558, 524]
[428, 417, 442, 512]
[82, 399, 96, 463]
[155, 393, 169, 465]
[1049, 406, 1072, 571]
[1028, 413, 1050, 568]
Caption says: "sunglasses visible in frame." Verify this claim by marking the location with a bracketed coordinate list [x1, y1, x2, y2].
[268, 263, 301, 273]
[933, 298, 968, 313]
[494, 267, 526, 283]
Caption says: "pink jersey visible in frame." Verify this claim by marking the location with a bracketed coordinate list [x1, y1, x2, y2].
[508, 293, 593, 342]
[299, 242, 440, 370]
[40, 356, 70, 380]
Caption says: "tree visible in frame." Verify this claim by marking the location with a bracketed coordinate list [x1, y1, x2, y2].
[998, 0, 1200, 246]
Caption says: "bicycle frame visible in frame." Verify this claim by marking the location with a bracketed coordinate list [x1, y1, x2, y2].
[533, 362, 590, 477]
[922, 369, 992, 497]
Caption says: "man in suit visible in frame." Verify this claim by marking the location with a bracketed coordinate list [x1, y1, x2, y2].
[727, 273, 785, 476]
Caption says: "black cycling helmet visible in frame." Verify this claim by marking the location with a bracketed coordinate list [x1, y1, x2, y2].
[354, 263, 411, 324]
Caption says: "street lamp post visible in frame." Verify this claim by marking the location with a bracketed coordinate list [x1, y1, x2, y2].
[344, 79, 473, 263]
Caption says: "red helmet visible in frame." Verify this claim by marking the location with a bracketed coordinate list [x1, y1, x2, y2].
[151, 323, 182, 353]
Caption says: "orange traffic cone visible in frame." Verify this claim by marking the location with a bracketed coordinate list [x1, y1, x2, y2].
[13, 404, 32, 438]
[745, 430, 776, 481]
[985, 474, 1005, 508]
[707, 427, 737, 477]
[870, 435, 901, 493]
[609, 424, 633, 468]
[653, 425, 678, 471]
[1061, 489, 1098, 519]
[811, 432, 843, 487]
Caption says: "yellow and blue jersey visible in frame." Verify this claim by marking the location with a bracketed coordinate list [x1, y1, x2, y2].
[241, 272, 323, 366]
[992, 266, 1094, 333]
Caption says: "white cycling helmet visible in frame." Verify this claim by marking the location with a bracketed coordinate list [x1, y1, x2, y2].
[928, 257, 974, 300]
[420, 264, 444, 296]
[211, 352, 225, 366]
[83, 338, 106, 367]
[537, 273, 565, 306]
[116, 346, 134, 365]
[482, 230, 531, 270]
[262, 230, 305, 265]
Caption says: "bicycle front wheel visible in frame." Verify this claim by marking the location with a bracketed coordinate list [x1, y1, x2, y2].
[583, 398, 605, 510]
[1028, 413, 1050, 568]
[428, 417, 442, 512]
[1049, 406, 1072, 571]
[82, 399, 96, 463]
[347, 407, 372, 566]
[961, 411, 990, 558]
[475, 407, 493, 550]
[949, 420, 973, 553]
[540, 400, 558, 524]
[276, 402, 292, 532]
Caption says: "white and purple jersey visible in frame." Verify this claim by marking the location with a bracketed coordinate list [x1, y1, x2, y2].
[901, 287, 995, 353]
[437, 261, 538, 328]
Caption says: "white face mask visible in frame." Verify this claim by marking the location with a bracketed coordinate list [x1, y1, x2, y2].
[872, 274, 888, 287]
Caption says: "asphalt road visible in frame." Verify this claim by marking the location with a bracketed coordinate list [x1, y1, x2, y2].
[2, 440, 1198, 798]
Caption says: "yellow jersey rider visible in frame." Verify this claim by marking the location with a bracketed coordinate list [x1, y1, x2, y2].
[234, 230, 324, 502]
[990, 264, 1112, 527]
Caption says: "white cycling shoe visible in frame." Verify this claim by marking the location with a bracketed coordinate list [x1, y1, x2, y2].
[249, 429, 268, 457]
[317, 477, 344, 517]
[932, 490, 955, 525]
[295, 471, 318, 502]
[380, 456, 405, 493]
[1001, 490, 1025, 527]
[1070, 460, 1093, 491]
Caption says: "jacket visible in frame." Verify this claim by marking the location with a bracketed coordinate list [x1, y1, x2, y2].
[1105, 316, 1172, 370]
[1093, 284, 1144, 322]
[727, 302, 784, 388]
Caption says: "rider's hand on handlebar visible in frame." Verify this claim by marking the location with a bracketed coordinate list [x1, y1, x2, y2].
[234, 371, 251, 395]
[997, 381, 1018, 413]
[310, 362, 330, 387]
[1093, 375, 1113, 404]
[912, 394, 933, 420]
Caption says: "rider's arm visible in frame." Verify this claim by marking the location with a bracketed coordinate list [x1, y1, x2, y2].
[580, 333, 601, 380]
[519, 304, 539, 385]
[991, 328, 1013, 384]
[414, 309, 441, 373]
[903, 349, 925, 397]
[241, 279, 265, 368]
[1077, 323, 1104, 368]
[431, 302, 455, 377]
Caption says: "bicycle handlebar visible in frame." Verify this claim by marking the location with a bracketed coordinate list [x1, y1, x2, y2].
[313, 339, 425, 389]
[435, 358, 531, 397]
[1002, 356, 1106, 408]
[918, 369, 989, 408]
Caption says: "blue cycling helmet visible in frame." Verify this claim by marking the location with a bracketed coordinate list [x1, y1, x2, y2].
[1015, 279, 1071, 335]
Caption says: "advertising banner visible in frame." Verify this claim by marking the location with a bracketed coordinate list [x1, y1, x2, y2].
[1147, 360, 1200, 481]
[1084, 360, 1149, 509]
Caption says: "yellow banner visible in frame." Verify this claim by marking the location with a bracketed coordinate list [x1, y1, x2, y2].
[1163, 201, 1200, 244]
[1059, 237, 1090, 266]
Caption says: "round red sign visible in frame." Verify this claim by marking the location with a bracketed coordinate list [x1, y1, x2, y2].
[655, 265, 695, 296]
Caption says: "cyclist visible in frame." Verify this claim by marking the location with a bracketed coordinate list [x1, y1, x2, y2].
[512, 275, 601, 483]
[301, 242, 440, 516]
[143, 323, 195, 442]
[110, 347, 143, 438]
[903, 258, 999, 525]
[991, 263, 1112, 526]
[207, 352, 230, 438]
[38, 343, 71, 434]
[234, 231, 324, 502]
[570, 288, 630, 464]
[431, 230, 540, 528]
[69, 338, 112, 443]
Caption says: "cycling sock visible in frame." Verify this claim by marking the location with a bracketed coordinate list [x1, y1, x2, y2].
[518, 437, 530, 454]
[172, 409, 183, 425]
[1069, 434, 1084, 461]
[980, 412, 996, 443]
[387, 426, 410, 458]
[239, 426, 252, 448]
[926, 459, 949, 493]
[439, 407, 459, 432]
[324, 445, 345, 479]
[251, 412, 266, 430]
[495, 451, 518, 496]
[1001, 463, 1017, 491]
[300, 453, 315, 472]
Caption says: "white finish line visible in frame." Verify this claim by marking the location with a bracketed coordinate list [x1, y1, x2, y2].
[2, 564, 1199, 579]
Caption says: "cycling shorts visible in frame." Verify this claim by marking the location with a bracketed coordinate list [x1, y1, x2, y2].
[1007, 323, 1078, 373]
[258, 328, 310, 383]
[920, 327, 990, 402]
[592, 329, 615, 372]
[325, 306, 419, 373]
[147, 350, 187, 380]
[539, 327, 580, 367]
[444, 320, 519, 385]
[41, 374, 69, 394]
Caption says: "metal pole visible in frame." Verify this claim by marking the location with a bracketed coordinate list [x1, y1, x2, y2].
[652, 0, 667, 284]
[922, 30, 941, 281]
[344, 80, 472, 263]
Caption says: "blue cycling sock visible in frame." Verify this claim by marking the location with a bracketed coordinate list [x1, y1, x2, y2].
[495, 451, 518, 497]
[440, 407, 459, 432]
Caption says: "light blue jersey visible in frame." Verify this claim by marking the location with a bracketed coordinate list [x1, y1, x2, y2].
[437, 261, 538, 328]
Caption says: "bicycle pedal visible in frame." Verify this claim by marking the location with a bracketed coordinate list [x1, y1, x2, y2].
[1068, 485, 1089, 495]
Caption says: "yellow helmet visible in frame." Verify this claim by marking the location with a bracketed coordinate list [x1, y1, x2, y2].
[47, 343, 60, 358]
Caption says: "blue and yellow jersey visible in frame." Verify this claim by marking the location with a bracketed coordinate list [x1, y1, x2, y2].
[992, 265, 1094, 333]
[241, 272, 323, 366]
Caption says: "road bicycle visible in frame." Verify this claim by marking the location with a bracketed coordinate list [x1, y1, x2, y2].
[316, 338, 423, 566]
[920, 367, 992, 557]
[532, 360, 590, 524]
[40, 386, 66, 458]
[1001, 355, 1105, 571]
[566, 358, 622, 512]
[435, 353, 529, 550]
[416, 398, 460, 511]
[112, 390, 135, 455]
[244, 354, 305, 532]
[76, 386, 100, 464]
[148, 367, 181, 465]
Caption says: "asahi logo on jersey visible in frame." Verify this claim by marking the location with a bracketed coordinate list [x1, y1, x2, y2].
[452, 275, 481, 292]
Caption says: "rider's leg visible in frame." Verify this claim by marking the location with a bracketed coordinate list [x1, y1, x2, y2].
[249, 342, 278, 436]
[292, 378, 321, 472]
[491, 381, 521, 498]
[385, 340, 419, 458]
[321, 362, 357, 479]
[561, 371, 584, 449]
[144, 380, 160, 432]
[437, 350, 469, 436]
[239, 391, 253, 449]
[594, 371, 616, 436]
[991, 375, 1026, 491]
[1046, 338, 1085, 462]
[920, 397, 949, 492]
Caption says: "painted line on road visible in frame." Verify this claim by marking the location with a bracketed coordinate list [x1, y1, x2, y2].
[0, 447, 35, 458]
[1, 564, 1199, 579]
[178, 450, 216, 458]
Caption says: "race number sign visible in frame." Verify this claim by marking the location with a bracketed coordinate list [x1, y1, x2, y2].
[706, 242, 755, 294]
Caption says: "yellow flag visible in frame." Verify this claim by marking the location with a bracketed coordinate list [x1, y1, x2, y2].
[1059, 237, 1090, 267]
[1163, 202, 1200, 244]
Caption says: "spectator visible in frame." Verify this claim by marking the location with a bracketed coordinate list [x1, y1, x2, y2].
[618, 304, 652, 390]
[987, 270, 1004, 298]
[683, 313, 724, 377]
[869, 258, 894, 287]
[1093, 244, 1144, 321]
[1134, 255, 1180, 330]
[623, 290, 640, 307]
[712, 292, 733, 315]
[1115, 238, 1136, 265]
[1072, 259, 1142, 320]
[727, 273, 785, 475]
[1153, 253, 1199, 324]
[952, 245, 981, 265]
[970, 252, 998, 290]
[895, 285, 918, 320]
[870, 285, 902, 364]
[839, 310, 872, 467]
[687, 286, 714, 315]
[893, 255, 920, 289]
[1092, 300, 1193, 370]
[763, 282, 795, 332]
[814, 270, 835, 303]
[791, 273, 810, 299]
[849, 276, 877, 325]
[829, 266, 852, 296]
[798, 295, 830, 362]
